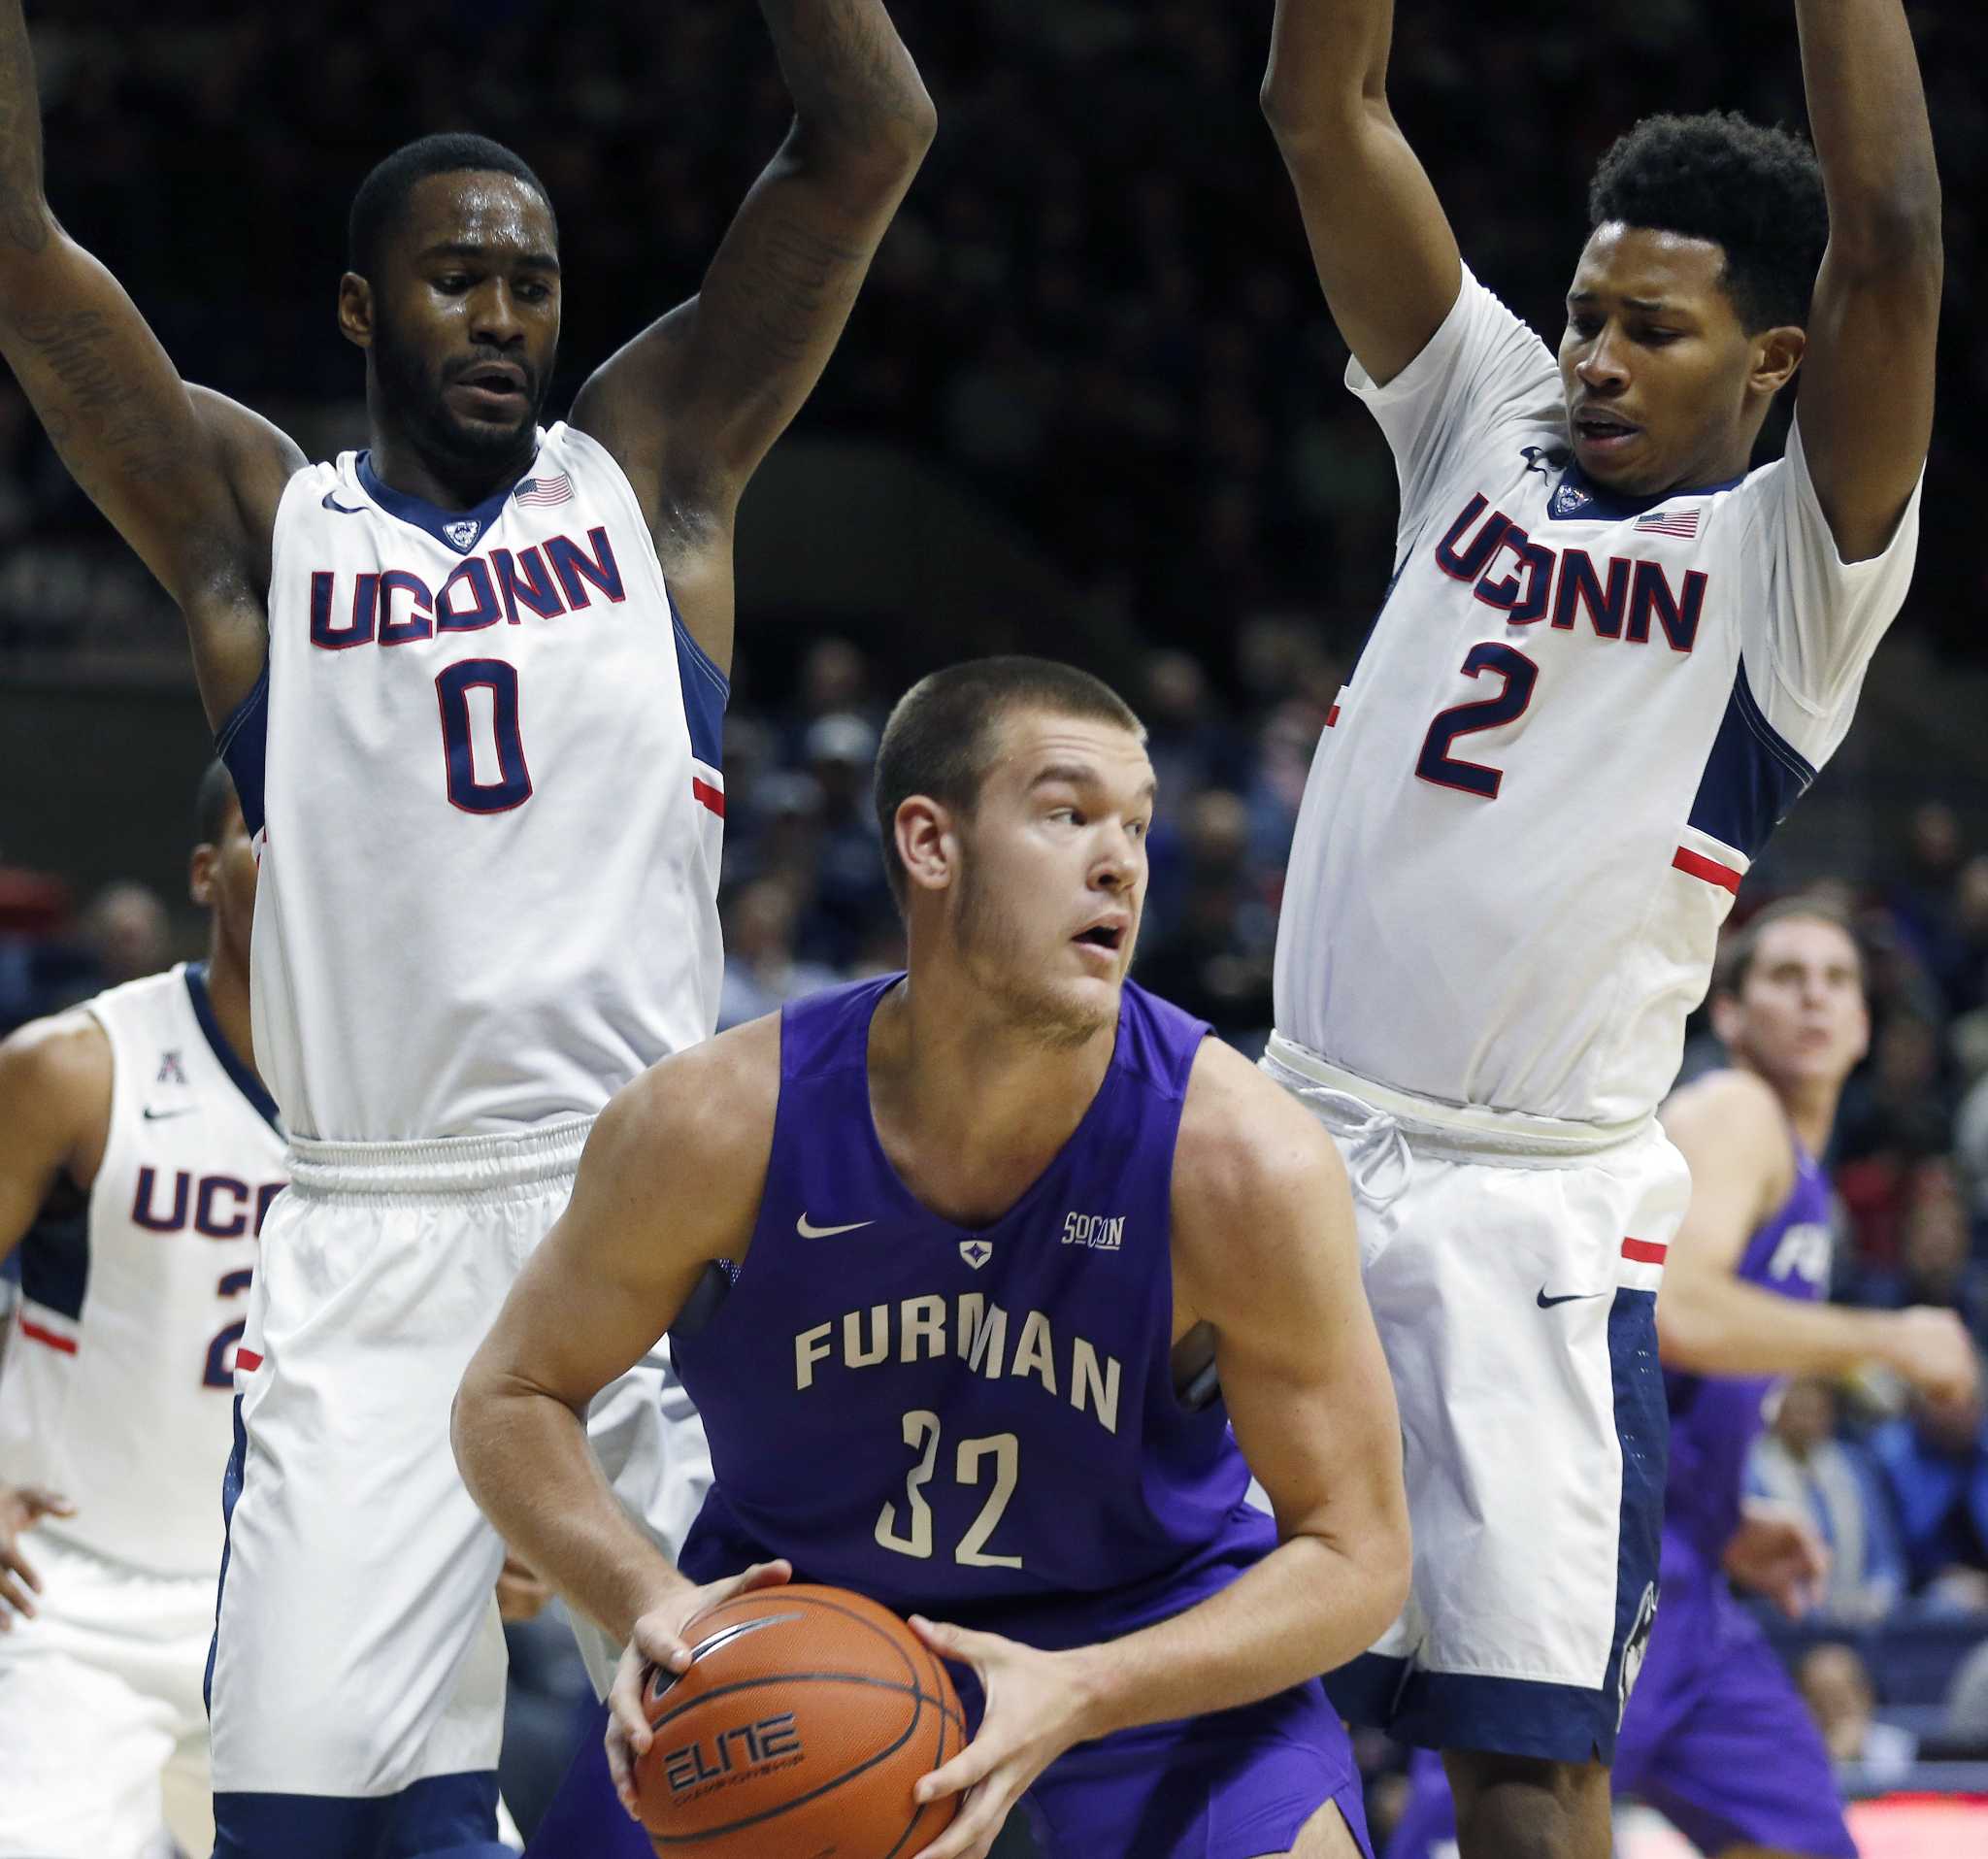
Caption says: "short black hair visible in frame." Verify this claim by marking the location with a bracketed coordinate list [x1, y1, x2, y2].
[1587, 112, 1829, 331]
[1713, 894, 1864, 1000]
[194, 760, 239, 847]
[874, 657, 1146, 910]
[348, 133, 554, 278]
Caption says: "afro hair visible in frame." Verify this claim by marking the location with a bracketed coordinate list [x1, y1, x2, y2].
[1587, 111, 1828, 331]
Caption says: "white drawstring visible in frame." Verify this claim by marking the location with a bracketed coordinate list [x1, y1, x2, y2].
[1288, 1083, 1412, 1211]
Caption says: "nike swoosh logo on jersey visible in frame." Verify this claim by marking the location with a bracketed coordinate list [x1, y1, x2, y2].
[141, 1106, 198, 1121]
[796, 1213, 876, 1239]
[321, 491, 365, 515]
[1537, 1288, 1605, 1309]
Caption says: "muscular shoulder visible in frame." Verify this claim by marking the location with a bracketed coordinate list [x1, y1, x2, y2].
[0, 1008, 113, 1185]
[1661, 1068, 1795, 1203]
[580, 1014, 781, 1245]
[1171, 1039, 1348, 1258]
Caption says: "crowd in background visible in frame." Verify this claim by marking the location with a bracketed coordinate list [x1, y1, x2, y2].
[2, 0, 1988, 670]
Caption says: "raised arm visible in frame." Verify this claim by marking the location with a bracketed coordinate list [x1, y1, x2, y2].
[1657, 1071, 1975, 1403]
[451, 1020, 779, 1646]
[0, 1, 301, 722]
[0, 1010, 110, 1619]
[1259, 0, 1461, 387]
[569, 0, 934, 670]
[1788, 0, 1941, 562]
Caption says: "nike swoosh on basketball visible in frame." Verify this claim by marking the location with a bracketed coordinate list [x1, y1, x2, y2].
[1537, 1288, 1605, 1309]
[142, 1106, 197, 1121]
[796, 1213, 876, 1239]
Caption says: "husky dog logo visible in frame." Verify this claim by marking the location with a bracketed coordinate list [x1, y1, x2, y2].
[444, 519, 481, 552]
[1617, 1580, 1660, 1727]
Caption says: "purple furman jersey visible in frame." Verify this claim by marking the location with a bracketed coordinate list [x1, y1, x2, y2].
[1661, 1135, 1833, 1573]
[656, 976, 1374, 1859]
[1385, 1128, 1853, 1859]
[673, 976, 1274, 1638]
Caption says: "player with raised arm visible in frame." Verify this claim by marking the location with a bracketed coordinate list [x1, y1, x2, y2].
[454, 658, 1410, 1859]
[0, 4, 933, 1849]
[0, 765, 280, 1859]
[1257, 2, 1939, 1853]
[1385, 896, 1978, 1859]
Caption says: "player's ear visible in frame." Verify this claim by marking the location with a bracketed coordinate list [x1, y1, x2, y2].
[1707, 988, 1743, 1050]
[339, 272, 375, 350]
[894, 796, 957, 898]
[1751, 323, 1805, 398]
[189, 844, 217, 910]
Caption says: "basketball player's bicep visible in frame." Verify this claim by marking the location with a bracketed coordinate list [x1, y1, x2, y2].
[0, 1016, 108, 1259]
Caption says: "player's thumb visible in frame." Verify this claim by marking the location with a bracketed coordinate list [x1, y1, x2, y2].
[19, 1487, 76, 1521]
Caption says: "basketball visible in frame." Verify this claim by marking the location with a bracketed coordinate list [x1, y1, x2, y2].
[632, 1583, 966, 1856]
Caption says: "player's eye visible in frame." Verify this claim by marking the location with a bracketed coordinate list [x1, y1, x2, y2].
[435, 275, 472, 293]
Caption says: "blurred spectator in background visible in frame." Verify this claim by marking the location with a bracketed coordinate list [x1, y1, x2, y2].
[1797, 1643, 1918, 1788]
[1748, 1378, 1905, 1624]
[1869, 1368, 1988, 1610]
[1136, 787, 1275, 1050]
[797, 712, 892, 969]
[1945, 1634, 1988, 1755]
[716, 877, 841, 1032]
[77, 880, 170, 991]
[1850, 1163, 1988, 1346]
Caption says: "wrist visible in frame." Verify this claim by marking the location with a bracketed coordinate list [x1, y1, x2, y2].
[1057, 1641, 1132, 1743]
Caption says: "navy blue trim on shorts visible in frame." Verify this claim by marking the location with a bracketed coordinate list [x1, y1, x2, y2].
[205, 1393, 248, 1716]
[213, 1770, 504, 1857]
[1324, 1287, 1669, 1765]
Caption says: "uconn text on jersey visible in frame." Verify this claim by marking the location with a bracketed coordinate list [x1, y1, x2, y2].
[307, 526, 625, 648]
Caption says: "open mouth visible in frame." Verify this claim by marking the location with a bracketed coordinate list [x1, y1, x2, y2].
[454, 366, 528, 409]
[1074, 923, 1126, 954]
[1574, 409, 1641, 448]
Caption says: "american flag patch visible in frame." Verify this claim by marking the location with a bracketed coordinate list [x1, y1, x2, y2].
[1635, 507, 1701, 539]
[514, 474, 574, 509]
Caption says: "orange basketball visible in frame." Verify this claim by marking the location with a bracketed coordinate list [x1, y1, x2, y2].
[632, 1583, 965, 1857]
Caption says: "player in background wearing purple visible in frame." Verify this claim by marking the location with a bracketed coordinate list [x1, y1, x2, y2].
[1385, 897, 1978, 1859]
[454, 658, 1411, 1859]
[1259, 4, 1940, 1853]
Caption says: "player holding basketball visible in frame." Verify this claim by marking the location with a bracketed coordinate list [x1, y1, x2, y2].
[0, 765, 280, 1859]
[1383, 896, 1977, 1859]
[455, 658, 1412, 1859]
[1257, 1, 1940, 1853]
[0, 2, 933, 1850]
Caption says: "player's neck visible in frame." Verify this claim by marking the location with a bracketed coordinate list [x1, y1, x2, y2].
[1738, 1055, 1840, 1159]
[867, 973, 1116, 1229]
[203, 933, 263, 1089]
[365, 425, 528, 513]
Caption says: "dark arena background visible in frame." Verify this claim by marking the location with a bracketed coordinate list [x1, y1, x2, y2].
[2, 2, 1987, 1851]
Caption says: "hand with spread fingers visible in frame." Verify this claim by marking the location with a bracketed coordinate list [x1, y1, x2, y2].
[906, 1614, 1098, 1859]
[0, 1482, 77, 1627]
[603, 1558, 794, 1820]
[1723, 1501, 1831, 1619]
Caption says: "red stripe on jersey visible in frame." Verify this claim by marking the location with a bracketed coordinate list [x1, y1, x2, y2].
[692, 778, 725, 818]
[20, 1318, 78, 1355]
[1622, 1237, 1668, 1265]
[1325, 704, 1342, 728]
[1672, 847, 1741, 892]
[236, 1348, 264, 1373]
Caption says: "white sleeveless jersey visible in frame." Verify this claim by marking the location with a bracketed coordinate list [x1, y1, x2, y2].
[219, 422, 726, 1140]
[0, 965, 285, 1577]
[1276, 271, 1923, 1127]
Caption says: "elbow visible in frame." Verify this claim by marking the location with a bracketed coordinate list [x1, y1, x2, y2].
[801, 83, 937, 181]
[1826, 183, 1944, 282]
[1653, 1294, 1718, 1378]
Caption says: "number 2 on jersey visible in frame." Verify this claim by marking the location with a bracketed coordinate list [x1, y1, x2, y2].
[876, 1409, 1023, 1570]
[1415, 643, 1539, 800]
[435, 660, 533, 813]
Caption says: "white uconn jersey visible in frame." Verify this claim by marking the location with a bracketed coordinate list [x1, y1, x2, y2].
[220, 422, 726, 1140]
[0, 966, 284, 1577]
[1276, 272, 1923, 1126]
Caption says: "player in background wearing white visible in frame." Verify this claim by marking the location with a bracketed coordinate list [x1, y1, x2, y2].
[1258, 1, 1939, 1852]
[0, 765, 276, 1859]
[0, 3, 934, 1850]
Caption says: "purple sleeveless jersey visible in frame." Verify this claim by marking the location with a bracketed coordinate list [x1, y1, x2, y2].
[1660, 1134, 1833, 1572]
[671, 976, 1277, 1649]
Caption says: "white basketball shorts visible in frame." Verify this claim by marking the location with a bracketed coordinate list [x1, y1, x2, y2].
[207, 1117, 711, 1855]
[0, 1532, 214, 1858]
[1263, 1035, 1687, 1764]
